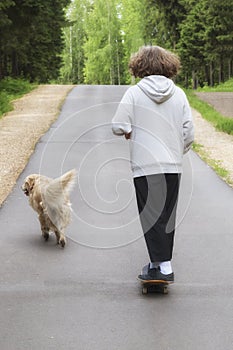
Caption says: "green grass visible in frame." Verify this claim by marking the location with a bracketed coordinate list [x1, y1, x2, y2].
[186, 79, 233, 186]
[0, 78, 37, 118]
[196, 78, 233, 92]
[185, 89, 233, 135]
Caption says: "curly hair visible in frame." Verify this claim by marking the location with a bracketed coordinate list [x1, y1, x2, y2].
[129, 46, 180, 79]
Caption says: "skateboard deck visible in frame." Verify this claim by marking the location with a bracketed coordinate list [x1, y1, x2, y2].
[139, 278, 169, 294]
[139, 264, 169, 294]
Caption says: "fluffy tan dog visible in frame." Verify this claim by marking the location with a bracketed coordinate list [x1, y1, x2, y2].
[22, 169, 76, 247]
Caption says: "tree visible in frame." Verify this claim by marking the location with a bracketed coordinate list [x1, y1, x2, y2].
[120, 0, 145, 82]
[84, 0, 124, 84]
[177, 0, 207, 88]
[0, 0, 70, 82]
[204, 0, 233, 85]
[60, 0, 91, 84]
[178, 0, 233, 87]
[143, 0, 187, 50]
[142, 0, 165, 47]
[0, 0, 15, 78]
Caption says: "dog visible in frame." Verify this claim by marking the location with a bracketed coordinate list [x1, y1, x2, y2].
[22, 169, 77, 247]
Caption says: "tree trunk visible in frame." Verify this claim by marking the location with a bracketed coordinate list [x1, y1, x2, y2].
[185, 73, 189, 89]
[0, 52, 3, 79]
[228, 58, 232, 79]
[209, 61, 214, 87]
[218, 59, 223, 84]
[192, 70, 198, 89]
[3, 54, 8, 77]
[116, 40, 121, 85]
[11, 51, 18, 77]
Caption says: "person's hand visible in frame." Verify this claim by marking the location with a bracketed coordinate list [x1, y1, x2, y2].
[124, 132, 131, 140]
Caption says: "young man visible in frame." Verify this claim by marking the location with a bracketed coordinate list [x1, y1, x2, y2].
[112, 46, 194, 283]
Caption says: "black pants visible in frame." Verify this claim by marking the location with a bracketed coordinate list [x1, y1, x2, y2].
[134, 174, 180, 262]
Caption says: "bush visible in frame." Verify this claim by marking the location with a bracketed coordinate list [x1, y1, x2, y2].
[0, 78, 36, 118]
[0, 91, 11, 115]
[196, 78, 233, 92]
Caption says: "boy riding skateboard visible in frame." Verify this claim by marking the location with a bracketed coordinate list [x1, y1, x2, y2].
[112, 46, 194, 288]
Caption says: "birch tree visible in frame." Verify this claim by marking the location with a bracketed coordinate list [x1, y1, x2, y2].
[60, 0, 91, 83]
[84, 0, 123, 84]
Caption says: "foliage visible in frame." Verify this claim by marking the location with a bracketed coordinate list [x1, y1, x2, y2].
[61, 0, 233, 87]
[0, 78, 36, 117]
[142, 0, 165, 47]
[120, 0, 145, 83]
[60, 0, 91, 84]
[196, 78, 233, 92]
[61, 0, 144, 84]
[0, 0, 70, 82]
[83, 0, 124, 84]
[177, 0, 233, 88]
[148, 0, 187, 49]
[1, 0, 233, 87]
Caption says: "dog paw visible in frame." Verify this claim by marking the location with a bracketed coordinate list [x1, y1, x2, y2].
[42, 232, 49, 241]
[59, 237, 66, 248]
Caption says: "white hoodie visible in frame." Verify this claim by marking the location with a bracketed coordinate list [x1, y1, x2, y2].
[112, 75, 194, 178]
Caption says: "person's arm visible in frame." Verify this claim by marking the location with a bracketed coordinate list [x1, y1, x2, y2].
[112, 89, 133, 138]
[183, 96, 194, 153]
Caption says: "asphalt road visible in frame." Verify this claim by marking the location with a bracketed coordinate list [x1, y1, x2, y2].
[0, 85, 233, 350]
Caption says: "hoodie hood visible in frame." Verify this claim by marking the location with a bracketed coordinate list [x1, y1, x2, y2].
[137, 75, 175, 104]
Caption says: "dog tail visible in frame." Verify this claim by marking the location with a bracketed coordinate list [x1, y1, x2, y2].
[56, 169, 77, 195]
[42, 170, 77, 228]
[44, 169, 77, 206]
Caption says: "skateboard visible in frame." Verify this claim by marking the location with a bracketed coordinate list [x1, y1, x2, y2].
[138, 264, 169, 294]
[139, 279, 169, 295]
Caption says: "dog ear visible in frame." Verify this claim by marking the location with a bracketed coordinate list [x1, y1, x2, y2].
[26, 177, 35, 193]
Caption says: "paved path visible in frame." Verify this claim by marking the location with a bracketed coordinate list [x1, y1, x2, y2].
[195, 92, 233, 118]
[0, 86, 233, 350]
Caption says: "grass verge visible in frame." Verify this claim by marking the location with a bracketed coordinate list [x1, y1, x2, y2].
[192, 143, 233, 187]
[0, 78, 37, 118]
[186, 79, 233, 186]
[196, 78, 233, 92]
[185, 89, 233, 135]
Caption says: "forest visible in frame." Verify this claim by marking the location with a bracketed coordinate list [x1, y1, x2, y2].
[0, 0, 70, 82]
[0, 0, 233, 88]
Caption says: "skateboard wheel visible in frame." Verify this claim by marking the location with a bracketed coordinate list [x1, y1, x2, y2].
[163, 286, 168, 294]
[142, 287, 148, 295]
